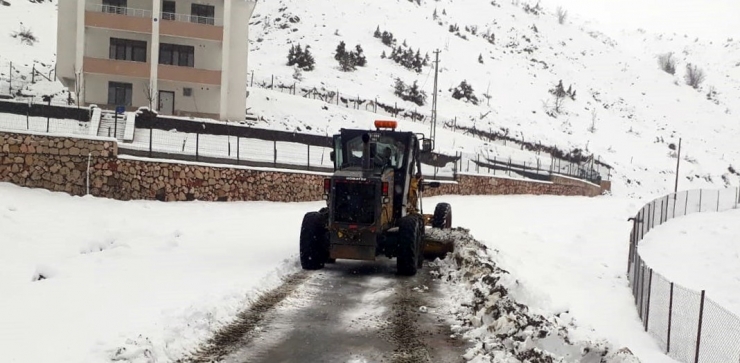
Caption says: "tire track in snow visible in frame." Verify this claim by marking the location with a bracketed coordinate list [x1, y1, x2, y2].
[182, 271, 310, 363]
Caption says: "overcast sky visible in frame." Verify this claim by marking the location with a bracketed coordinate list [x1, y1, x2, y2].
[538, 0, 739, 40]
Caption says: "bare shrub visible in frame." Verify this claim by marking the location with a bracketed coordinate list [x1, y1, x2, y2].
[556, 7, 568, 24]
[11, 25, 36, 45]
[657, 52, 676, 75]
[684, 63, 706, 89]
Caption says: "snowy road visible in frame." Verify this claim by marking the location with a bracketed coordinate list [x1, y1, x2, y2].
[185, 259, 469, 363]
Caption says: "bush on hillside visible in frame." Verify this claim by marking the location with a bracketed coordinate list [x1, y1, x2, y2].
[684, 63, 706, 89]
[394, 78, 427, 106]
[374, 26, 397, 47]
[11, 25, 36, 45]
[287, 44, 315, 71]
[388, 44, 428, 73]
[657, 52, 676, 75]
[556, 6, 568, 24]
[335, 41, 367, 71]
[451, 81, 479, 105]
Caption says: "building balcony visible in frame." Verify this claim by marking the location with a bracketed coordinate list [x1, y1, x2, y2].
[159, 12, 224, 42]
[83, 57, 151, 79]
[85, 4, 152, 34]
[158, 64, 221, 85]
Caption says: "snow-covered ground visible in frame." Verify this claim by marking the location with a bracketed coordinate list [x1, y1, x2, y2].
[0, 183, 312, 363]
[639, 209, 740, 315]
[0, 183, 680, 363]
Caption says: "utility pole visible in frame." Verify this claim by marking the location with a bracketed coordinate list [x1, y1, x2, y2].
[674, 138, 682, 193]
[430, 49, 441, 148]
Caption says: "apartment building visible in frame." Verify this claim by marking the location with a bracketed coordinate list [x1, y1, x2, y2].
[56, 0, 257, 121]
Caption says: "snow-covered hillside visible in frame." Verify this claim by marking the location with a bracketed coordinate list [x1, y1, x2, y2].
[1, 0, 739, 198]
[246, 0, 740, 198]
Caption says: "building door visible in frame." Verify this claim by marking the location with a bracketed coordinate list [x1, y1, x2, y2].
[158, 91, 175, 115]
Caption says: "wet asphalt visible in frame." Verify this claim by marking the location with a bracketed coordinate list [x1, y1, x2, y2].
[208, 258, 469, 363]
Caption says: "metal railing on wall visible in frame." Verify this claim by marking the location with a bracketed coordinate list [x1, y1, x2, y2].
[627, 188, 740, 363]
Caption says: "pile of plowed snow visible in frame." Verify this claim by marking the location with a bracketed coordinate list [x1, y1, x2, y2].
[429, 228, 640, 363]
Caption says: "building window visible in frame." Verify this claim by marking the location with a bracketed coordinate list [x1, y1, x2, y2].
[159, 43, 195, 67]
[108, 82, 133, 106]
[109, 38, 147, 62]
[190, 4, 215, 25]
[102, 0, 127, 14]
[162, 1, 176, 20]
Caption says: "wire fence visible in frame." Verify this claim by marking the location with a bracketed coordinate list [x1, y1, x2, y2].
[627, 188, 740, 363]
[0, 60, 62, 99]
[247, 71, 611, 181]
[0, 109, 91, 136]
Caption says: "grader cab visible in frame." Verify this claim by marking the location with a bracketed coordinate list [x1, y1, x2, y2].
[299, 120, 454, 276]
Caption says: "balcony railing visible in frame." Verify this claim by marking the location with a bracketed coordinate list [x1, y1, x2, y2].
[161, 12, 223, 27]
[86, 3, 152, 18]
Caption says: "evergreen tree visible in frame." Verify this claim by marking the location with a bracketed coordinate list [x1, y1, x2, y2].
[335, 41, 347, 61]
[374, 25, 381, 38]
[478, 54, 484, 64]
[354, 44, 367, 66]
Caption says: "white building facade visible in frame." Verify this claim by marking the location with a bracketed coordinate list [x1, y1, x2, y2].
[56, 0, 256, 121]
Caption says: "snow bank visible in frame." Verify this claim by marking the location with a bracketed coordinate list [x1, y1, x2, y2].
[431, 227, 640, 362]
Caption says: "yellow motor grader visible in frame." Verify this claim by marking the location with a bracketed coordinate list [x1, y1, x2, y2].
[299, 120, 454, 276]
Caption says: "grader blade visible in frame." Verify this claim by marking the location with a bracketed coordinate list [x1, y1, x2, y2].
[422, 230, 455, 260]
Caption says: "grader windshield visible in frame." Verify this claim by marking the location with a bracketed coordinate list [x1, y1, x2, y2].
[333, 132, 407, 171]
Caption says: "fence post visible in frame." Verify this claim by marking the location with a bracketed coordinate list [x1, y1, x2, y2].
[672, 192, 678, 219]
[684, 190, 689, 216]
[26, 103, 29, 129]
[698, 189, 703, 212]
[250, 70, 254, 87]
[46, 97, 51, 132]
[195, 133, 200, 161]
[374, 98, 378, 113]
[716, 189, 720, 211]
[32, 64, 36, 83]
[8, 61, 12, 93]
[638, 259, 645, 317]
[306, 144, 310, 170]
[644, 268, 653, 332]
[736, 187, 739, 209]
[694, 290, 706, 363]
[663, 195, 669, 223]
[635, 258, 645, 312]
[113, 111, 118, 139]
[148, 127, 153, 158]
[667, 282, 674, 353]
[273, 140, 277, 167]
[271, 74, 274, 89]
[236, 135, 240, 162]
[476, 155, 479, 173]
[658, 199, 664, 226]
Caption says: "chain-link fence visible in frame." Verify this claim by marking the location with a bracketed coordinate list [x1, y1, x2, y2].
[627, 188, 740, 363]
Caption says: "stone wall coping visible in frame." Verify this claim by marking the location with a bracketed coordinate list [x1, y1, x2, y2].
[457, 171, 554, 184]
[118, 154, 335, 177]
[0, 129, 117, 144]
[551, 173, 602, 188]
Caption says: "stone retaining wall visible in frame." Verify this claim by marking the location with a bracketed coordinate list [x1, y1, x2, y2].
[0, 131, 607, 202]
